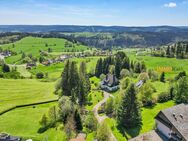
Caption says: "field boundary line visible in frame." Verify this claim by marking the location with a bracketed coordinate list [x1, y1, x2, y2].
[0, 99, 58, 116]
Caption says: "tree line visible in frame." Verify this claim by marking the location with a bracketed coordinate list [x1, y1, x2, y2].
[95, 51, 146, 79]
[152, 41, 188, 59]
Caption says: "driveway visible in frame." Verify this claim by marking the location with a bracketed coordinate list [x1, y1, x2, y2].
[93, 91, 117, 141]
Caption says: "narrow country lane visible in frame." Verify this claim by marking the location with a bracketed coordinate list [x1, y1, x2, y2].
[93, 91, 117, 141]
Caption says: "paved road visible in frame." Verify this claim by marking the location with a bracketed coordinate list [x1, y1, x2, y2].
[93, 91, 117, 141]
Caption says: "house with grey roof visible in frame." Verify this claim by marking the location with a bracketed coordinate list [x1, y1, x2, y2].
[155, 104, 188, 141]
[0, 133, 21, 141]
[100, 74, 119, 92]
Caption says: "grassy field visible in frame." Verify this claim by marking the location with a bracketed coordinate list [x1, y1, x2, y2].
[16, 65, 32, 78]
[2, 37, 89, 64]
[29, 57, 100, 80]
[1, 47, 185, 141]
[30, 63, 65, 79]
[0, 79, 57, 113]
[125, 49, 188, 79]
[0, 103, 66, 141]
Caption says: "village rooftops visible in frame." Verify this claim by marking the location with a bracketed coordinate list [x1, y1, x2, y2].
[155, 103, 188, 141]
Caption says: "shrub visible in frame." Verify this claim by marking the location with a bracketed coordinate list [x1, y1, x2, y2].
[175, 71, 186, 81]
[105, 97, 114, 115]
[100, 74, 106, 81]
[36, 72, 44, 79]
[84, 113, 97, 132]
[120, 69, 130, 79]
[96, 122, 111, 141]
[140, 82, 156, 106]
[0, 72, 4, 78]
[121, 77, 131, 90]
[148, 69, 159, 81]
[2, 64, 10, 73]
[3, 71, 21, 79]
[138, 72, 149, 81]
[158, 92, 170, 103]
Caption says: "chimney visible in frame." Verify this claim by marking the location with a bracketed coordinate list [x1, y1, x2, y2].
[173, 113, 178, 121]
[180, 114, 183, 119]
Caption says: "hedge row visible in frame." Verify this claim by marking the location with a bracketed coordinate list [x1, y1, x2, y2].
[0, 99, 58, 115]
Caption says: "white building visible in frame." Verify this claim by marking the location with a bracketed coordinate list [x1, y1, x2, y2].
[155, 104, 188, 141]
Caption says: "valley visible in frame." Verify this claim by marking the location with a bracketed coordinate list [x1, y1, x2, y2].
[1, 35, 188, 141]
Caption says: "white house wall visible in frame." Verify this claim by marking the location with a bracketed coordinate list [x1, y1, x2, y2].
[156, 119, 171, 138]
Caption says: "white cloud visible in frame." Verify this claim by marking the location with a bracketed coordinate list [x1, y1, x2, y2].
[164, 2, 177, 8]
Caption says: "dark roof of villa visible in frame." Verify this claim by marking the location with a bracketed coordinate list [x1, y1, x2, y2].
[103, 74, 119, 86]
[156, 104, 188, 141]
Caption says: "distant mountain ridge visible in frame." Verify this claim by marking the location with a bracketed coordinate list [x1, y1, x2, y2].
[1, 25, 188, 48]
[0, 25, 188, 33]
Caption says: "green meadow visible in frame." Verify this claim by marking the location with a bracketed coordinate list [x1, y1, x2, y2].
[1, 43, 188, 141]
[2, 37, 89, 64]
[0, 79, 57, 114]
[29, 57, 100, 79]
[0, 103, 66, 141]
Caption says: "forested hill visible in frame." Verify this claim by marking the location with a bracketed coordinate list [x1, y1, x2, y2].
[1, 25, 188, 48]
[0, 25, 188, 33]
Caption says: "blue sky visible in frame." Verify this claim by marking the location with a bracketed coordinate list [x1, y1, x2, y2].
[0, 0, 188, 26]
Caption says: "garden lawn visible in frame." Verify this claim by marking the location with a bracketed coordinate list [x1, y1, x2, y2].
[105, 101, 175, 141]
[0, 79, 57, 113]
[152, 81, 169, 98]
[0, 103, 66, 141]
[86, 90, 103, 111]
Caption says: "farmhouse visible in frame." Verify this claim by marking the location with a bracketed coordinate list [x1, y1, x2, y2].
[0, 51, 11, 58]
[42, 59, 54, 66]
[56, 54, 71, 62]
[100, 74, 119, 92]
[26, 62, 36, 69]
[155, 104, 188, 141]
[0, 133, 21, 141]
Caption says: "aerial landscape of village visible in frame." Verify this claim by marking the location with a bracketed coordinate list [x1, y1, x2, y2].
[0, 0, 188, 141]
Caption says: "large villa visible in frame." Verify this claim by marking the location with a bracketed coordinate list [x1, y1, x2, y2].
[130, 104, 188, 141]
[100, 74, 119, 92]
[155, 104, 188, 141]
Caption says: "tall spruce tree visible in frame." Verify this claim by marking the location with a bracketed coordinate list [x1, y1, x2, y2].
[61, 60, 80, 102]
[115, 56, 121, 78]
[78, 62, 91, 106]
[69, 61, 80, 102]
[95, 58, 103, 77]
[122, 57, 130, 70]
[166, 46, 170, 57]
[62, 60, 71, 96]
[160, 72, 165, 83]
[117, 83, 142, 128]
[74, 109, 83, 131]
[134, 62, 141, 73]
